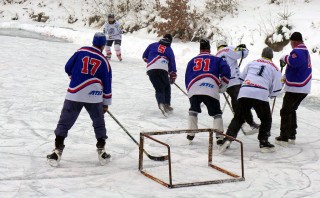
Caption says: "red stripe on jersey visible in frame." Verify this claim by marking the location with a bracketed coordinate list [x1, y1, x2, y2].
[147, 55, 161, 67]
[187, 74, 220, 91]
[285, 74, 312, 87]
[68, 79, 102, 93]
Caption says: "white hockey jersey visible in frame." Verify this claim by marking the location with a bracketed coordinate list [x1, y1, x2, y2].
[104, 21, 122, 40]
[216, 46, 249, 88]
[238, 58, 283, 102]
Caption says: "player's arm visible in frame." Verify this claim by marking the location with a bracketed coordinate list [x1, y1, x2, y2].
[219, 57, 231, 83]
[101, 64, 112, 106]
[65, 52, 78, 78]
[142, 45, 150, 63]
[282, 50, 305, 68]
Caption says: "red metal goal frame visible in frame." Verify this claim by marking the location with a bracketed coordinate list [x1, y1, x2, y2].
[139, 128, 244, 188]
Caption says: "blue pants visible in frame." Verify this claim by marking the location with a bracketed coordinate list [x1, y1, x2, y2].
[147, 69, 171, 105]
[54, 100, 107, 139]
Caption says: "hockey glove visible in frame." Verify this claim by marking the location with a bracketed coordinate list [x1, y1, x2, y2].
[169, 72, 177, 84]
[219, 81, 228, 93]
[237, 44, 247, 49]
[280, 60, 287, 68]
[236, 44, 247, 51]
[103, 105, 108, 113]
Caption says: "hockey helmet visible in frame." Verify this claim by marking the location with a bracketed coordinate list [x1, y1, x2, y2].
[216, 40, 228, 48]
[107, 13, 115, 19]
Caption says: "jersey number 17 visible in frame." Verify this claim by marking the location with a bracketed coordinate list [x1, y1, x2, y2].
[81, 56, 102, 76]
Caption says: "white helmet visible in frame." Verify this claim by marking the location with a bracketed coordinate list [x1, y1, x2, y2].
[216, 40, 228, 48]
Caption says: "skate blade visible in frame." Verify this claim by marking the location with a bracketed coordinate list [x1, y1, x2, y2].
[275, 140, 288, 147]
[47, 159, 59, 167]
[99, 157, 111, 166]
[160, 109, 168, 117]
[289, 139, 295, 145]
[260, 147, 276, 153]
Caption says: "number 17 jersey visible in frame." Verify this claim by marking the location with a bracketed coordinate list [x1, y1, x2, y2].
[65, 46, 112, 106]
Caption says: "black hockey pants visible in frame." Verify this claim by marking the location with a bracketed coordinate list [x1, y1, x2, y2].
[280, 92, 307, 140]
[147, 69, 171, 105]
[226, 97, 272, 141]
[226, 85, 255, 126]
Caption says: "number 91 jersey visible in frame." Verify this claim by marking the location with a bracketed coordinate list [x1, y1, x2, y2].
[65, 46, 112, 106]
[185, 52, 231, 100]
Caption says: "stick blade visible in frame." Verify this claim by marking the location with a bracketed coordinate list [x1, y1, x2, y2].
[147, 154, 169, 161]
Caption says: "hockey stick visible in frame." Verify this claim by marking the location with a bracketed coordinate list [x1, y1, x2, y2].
[271, 97, 277, 115]
[222, 93, 247, 135]
[222, 94, 230, 113]
[106, 110, 168, 161]
[238, 49, 244, 68]
[174, 82, 188, 96]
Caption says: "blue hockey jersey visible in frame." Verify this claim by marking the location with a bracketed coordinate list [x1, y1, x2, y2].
[185, 52, 231, 100]
[283, 44, 312, 93]
[142, 41, 177, 75]
[65, 46, 112, 106]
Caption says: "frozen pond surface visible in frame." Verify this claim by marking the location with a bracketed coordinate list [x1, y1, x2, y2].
[0, 30, 319, 198]
[0, 28, 70, 43]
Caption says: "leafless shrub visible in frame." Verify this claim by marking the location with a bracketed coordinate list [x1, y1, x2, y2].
[205, 0, 238, 16]
[264, 8, 293, 51]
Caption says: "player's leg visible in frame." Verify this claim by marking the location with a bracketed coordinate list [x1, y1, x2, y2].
[85, 102, 111, 165]
[187, 95, 202, 141]
[47, 100, 83, 166]
[114, 40, 122, 61]
[105, 40, 114, 59]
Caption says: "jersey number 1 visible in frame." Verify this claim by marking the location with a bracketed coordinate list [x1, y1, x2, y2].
[193, 58, 210, 71]
[81, 56, 102, 75]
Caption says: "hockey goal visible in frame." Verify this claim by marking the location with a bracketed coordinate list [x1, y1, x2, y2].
[139, 128, 244, 188]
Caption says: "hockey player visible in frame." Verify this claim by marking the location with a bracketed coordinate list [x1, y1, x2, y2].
[185, 38, 231, 143]
[104, 13, 123, 61]
[219, 47, 283, 153]
[275, 32, 312, 147]
[47, 32, 112, 166]
[216, 40, 260, 134]
[142, 34, 177, 116]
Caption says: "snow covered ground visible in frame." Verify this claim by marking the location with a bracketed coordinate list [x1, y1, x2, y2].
[1, 0, 320, 197]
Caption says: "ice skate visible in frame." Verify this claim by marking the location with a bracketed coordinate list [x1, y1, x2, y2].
[158, 103, 168, 117]
[47, 148, 63, 167]
[275, 136, 288, 147]
[245, 122, 260, 135]
[117, 54, 122, 61]
[186, 134, 195, 144]
[260, 140, 275, 153]
[289, 135, 296, 145]
[216, 137, 225, 147]
[97, 148, 111, 166]
[219, 139, 231, 154]
[164, 104, 173, 113]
